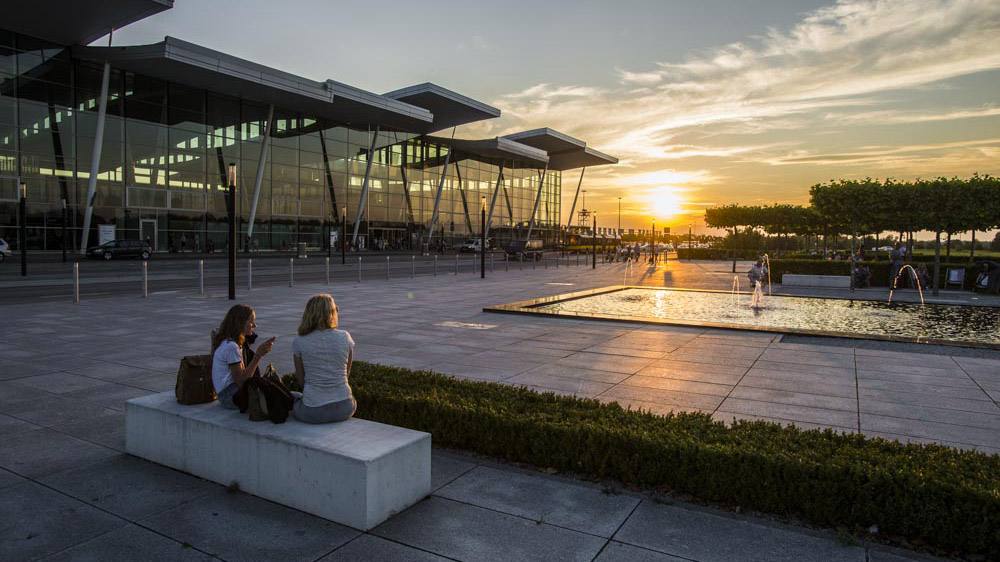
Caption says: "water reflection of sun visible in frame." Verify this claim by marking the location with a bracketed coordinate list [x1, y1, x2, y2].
[650, 186, 685, 219]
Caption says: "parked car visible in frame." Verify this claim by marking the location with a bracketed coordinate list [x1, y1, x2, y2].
[505, 239, 544, 261]
[0, 238, 10, 263]
[86, 239, 152, 260]
[458, 238, 491, 253]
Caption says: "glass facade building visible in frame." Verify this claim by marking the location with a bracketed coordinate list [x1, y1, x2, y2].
[1, 7, 613, 255]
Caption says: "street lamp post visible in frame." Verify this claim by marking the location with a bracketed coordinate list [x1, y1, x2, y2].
[19, 181, 27, 277]
[617, 197, 621, 237]
[689, 223, 693, 259]
[480, 196, 486, 279]
[592, 212, 597, 269]
[227, 163, 237, 300]
[651, 219, 656, 265]
[61, 198, 67, 263]
[341, 205, 347, 265]
[327, 212, 332, 259]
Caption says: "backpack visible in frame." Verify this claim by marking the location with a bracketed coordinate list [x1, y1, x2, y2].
[235, 365, 294, 424]
[175, 355, 216, 405]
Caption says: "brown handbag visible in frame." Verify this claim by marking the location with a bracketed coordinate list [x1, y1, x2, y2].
[175, 355, 216, 405]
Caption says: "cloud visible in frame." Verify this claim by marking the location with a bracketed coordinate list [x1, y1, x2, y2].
[491, 0, 1000, 223]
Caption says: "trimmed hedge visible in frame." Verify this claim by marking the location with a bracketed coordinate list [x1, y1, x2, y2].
[347, 362, 1000, 556]
[768, 259, 981, 288]
[677, 248, 760, 260]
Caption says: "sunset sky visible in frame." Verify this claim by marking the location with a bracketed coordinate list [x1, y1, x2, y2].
[106, 0, 1000, 232]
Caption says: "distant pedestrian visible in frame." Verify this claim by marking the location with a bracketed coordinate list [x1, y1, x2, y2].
[194, 234, 200, 253]
[181, 234, 188, 253]
[889, 242, 905, 287]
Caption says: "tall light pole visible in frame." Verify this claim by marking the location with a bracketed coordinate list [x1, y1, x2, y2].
[19, 181, 27, 277]
[689, 223, 693, 259]
[617, 197, 621, 237]
[227, 163, 237, 300]
[651, 219, 656, 265]
[327, 212, 332, 259]
[480, 196, 486, 279]
[341, 205, 347, 265]
[592, 212, 597, 269]
[61, 198, 68, 263]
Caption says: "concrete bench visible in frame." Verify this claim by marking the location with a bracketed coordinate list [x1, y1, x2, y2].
[781, 274, 852, 288]
[125, 392, 430, 531]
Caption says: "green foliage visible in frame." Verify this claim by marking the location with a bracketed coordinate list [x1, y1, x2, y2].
[677, 248, 760, 260]
[346, 362, 1000, 556]
[769, 259, 981, 288]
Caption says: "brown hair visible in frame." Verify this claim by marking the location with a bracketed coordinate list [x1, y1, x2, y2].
[297, 294, 338, 336]
[212, 304, 254, 351]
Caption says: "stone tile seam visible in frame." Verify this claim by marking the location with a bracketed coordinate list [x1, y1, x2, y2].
[424, 492, 625, 542]
[589, 501, 667, 562]
[710, 343, 768, 415]
[18, 476, 220, 562]
[951, 354, 1000, 411]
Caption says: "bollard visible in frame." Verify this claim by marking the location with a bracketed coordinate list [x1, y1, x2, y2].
[505, 253, 509, 272]
[411, 255, 415, 278]
[532, 255, 536, 270]
[471, 254, 476, 274]
[289, 258, 294, 287]
[490, 252, 494, 273]
[143, 261, 148, 298]
[433, 254, 437, 276]
[386, 256, 390, 281]
[454, 254, 458, 275]
[556, 254, 559, 268]
[248, 259, 253, 292]
[325, 256, 330, 284]
[519, 255, 523, 271]
[199, 260, 204, 295]
[544, 257, 547, 269]
[357, 256, 362, 283]
[74, 262, 80, 303]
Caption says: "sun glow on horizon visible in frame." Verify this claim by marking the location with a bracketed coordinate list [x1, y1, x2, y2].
[649, 186, 687, 220]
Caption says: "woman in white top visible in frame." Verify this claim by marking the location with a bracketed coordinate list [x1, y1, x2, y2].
[292, 294, 356, 423]
[211, 304, 275, 409]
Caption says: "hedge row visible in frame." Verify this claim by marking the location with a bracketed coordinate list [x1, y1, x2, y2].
[677, 248, 761, 260]
[768, 259, 981, 288]
[347, 362, 1000, 556]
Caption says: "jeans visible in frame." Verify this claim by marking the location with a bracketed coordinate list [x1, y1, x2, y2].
[217, 383, 239, 410]
[293, 396, 356, 424]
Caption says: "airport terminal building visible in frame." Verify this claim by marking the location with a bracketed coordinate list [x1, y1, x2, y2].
[1, 1, 616, 254]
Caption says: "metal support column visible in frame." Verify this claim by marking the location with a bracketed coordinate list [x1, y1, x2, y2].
[565, 167, 586, 231]
[79, 61, 111, 254]
[455, 165, 473, 235]
[246, 104, 274, 245]
[351, 125, 381, 246]
[524, 164, 549, 241]
[484, 159, 504, 241]
[426, 150, 451, 245]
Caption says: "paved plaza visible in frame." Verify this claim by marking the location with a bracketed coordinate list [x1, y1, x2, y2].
[2, 258, 995, 561]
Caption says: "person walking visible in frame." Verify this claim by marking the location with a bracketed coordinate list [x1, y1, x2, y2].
[181, 233, 188, 253]
[889, 242, 905, 288]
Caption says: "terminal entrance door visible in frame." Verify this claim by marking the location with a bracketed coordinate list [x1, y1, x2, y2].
[140, 220, 157, 250]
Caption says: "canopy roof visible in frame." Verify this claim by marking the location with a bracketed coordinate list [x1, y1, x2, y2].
[73, 37, 434, 132]
[7, 0, 173, 46]
[384, 83, 500, 134]
[502, 128, 618, 171]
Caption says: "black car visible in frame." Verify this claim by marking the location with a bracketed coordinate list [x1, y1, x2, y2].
[86, 239, 152, 260]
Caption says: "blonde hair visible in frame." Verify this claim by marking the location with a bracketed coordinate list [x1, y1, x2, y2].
[297, 294, 338, 336]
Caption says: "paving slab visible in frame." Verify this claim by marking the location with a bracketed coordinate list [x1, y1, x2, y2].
[0, 481, 126, 562]
[431, 451, 477, 491]
[716, 398, 859, 429]
[0, 428, 117, 478]
[614, 502, 865, 562]
[373, 496, 607, 562]
[140, 489, 359, 562]
[39, 454, 219, 520]
[601, 385, 725, 411]
[594, 541, 689, 562]
[0, 394, 120, 429]
[860, 413, 1000, 449]
[318, 534, 452, 562]
[435, 465, 639, 537]
[13, 372, 111, 395]
[50, 410, 127, 451]
[38, 523, 216, 562]
[0, 467, 26, 490]
[507, 373, 614, 396]
[61, 382, 155, 412]
[727, 387, 858, 412]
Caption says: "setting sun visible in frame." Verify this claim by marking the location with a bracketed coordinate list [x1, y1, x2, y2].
[650, 187, 686, 219]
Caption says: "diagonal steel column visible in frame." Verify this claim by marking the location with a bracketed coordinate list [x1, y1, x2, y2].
[524, 164, 549, 241]
[319, 131, 339, 223]
[565, 167, 585, 230]
[484, 159, 504, 240]
[455, 163, 473, 234]
[426, 149, 451, 244]
[400, 148, 415, 225]
[351, 125, 380, 246]
[246, 104, 274, 242]
[79, 61, 111, 253]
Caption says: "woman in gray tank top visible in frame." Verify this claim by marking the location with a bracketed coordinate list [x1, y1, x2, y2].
[292, 294, 356, 424]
